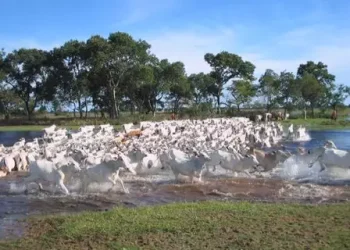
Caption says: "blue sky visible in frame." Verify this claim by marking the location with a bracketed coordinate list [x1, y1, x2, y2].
[1, 0, 350, 98]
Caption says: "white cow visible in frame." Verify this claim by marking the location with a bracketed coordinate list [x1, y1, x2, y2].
[23, 156, 81, 195]
[80, 154, 136, 193]
[206, 149, 260, 176]
[264, 113, 272, 122]
[308, 140, 349, 172]
[308, 147, 350, 172]
[164, 148, 211, 183]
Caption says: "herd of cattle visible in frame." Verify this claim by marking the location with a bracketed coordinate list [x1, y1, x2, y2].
[0, 117, 348, 195]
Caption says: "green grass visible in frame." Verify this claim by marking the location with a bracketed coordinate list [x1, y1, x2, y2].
[282, 118, 350, 130]
[1, 201, 349, 250]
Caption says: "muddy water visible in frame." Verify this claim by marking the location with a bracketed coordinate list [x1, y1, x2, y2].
[1, 129, 350, 240]
[1, 173, 350, 240]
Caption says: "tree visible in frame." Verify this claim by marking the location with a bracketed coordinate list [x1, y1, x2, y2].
[298, 73, 324, 117]
[124, 64, 154, 114]
[258, 69, 280, 111]
[204, 51, 255, 114]
[227, 80, 256, 111]
[0, 49, 5, 81]
[3, 48, 54, 120]
[134, 58, 172, 116]
[86, 32, 151, 119]
[0, 86, 21, 119]
[277, 71, 297, 116]
[297, 61, 336, 108]
[166, 62, 191, 113]
[329, 84, 350, 110]
[188, 73, 215, 105]
[55, 40, 90, 118]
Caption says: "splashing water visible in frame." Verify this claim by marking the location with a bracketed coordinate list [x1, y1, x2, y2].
[274, 154, 350, 184]
[292, 132, 311, 142]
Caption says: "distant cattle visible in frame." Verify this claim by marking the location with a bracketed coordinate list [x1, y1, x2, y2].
[331, 110, 337, 121]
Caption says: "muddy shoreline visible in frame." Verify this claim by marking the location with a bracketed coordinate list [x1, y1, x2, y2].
[1, 176, 350, 240]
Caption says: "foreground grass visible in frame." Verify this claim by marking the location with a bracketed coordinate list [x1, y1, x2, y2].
[282, 118, 350, 130]
[1, 201, 349, 250]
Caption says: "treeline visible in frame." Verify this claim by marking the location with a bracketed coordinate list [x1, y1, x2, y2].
[0, 32, 349, 120]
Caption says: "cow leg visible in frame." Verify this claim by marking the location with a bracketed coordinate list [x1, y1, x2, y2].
[244, 169, 252, 177]
[58, 179, 69, 195]
[113, 174, 129, 194]
[172, 169, 180, 182]
[37, 182, 44, 191]
[116, 176, 129, 194]
[319, 162, 327, 172]
[198, 170, 204, 183]
[190, 175, 194, 184]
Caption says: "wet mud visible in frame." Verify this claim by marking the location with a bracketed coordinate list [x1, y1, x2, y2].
[1, 173, 350, 240]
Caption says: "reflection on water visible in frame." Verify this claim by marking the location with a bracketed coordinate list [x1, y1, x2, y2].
[0, 131, 43, 147]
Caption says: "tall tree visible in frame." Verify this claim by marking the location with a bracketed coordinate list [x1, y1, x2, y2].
[167, 62, 191, 113]
[298, 73, 324, 117]
[55, 40, 90, 118]
[3, 48, 54, 120]
[86, 32, 151, 119]
[258, 69, 280, 111]
[227, 80, 256, 112]
[188, 72, 215, 105]
[204, 51, 255, 114]
[124, 64, 154, 114]
[277, 71, 297, 116]
[0, 86, 21, 119]
[135, 58, 172, 116]
[329, 84, 350, 110]
[297, 61, 336, 108]
[0, 49, 5, 81]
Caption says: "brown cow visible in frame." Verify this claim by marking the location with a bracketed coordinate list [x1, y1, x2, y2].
[331, 110, 337, 121]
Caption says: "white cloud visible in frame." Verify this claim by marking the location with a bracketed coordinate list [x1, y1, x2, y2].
[1, 38, 63, 52]
[143, 24, 350, 88]
[144, 27, 235, 75]
[3, 24, 349, 88]
[116, 0, 180, 26]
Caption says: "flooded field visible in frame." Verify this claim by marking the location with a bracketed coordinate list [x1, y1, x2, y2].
[1, 129, 350, 239]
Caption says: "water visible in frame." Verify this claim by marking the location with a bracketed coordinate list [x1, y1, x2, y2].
[0, 131, 43, 147]
[282, 130, 350, 151]
[1, 129, 350, 239]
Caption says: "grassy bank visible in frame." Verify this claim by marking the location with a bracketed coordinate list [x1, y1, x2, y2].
[1, 201, 349, 250]
[282, 118, 350, 130]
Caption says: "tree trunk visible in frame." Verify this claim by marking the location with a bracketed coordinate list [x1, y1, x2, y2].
[25, 101, 32, 120]
[85, 96, 88, 118]
[151, 98, 156, 117]
[109, 87, 118, 119]
[304, 108, 307, 120]
[216, 95, 221, 114]
[78, 99, 83, 119]
[73, 103, 76, 118]
[311, 105, 315, 118]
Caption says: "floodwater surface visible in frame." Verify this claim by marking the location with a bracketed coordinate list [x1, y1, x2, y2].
[1, 129, 350, 239]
